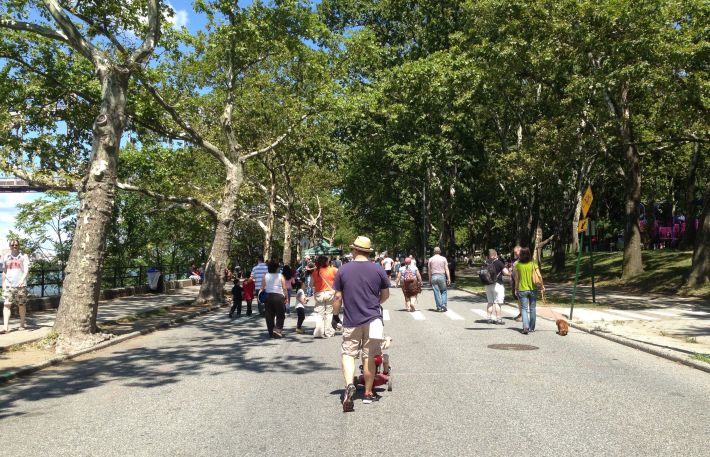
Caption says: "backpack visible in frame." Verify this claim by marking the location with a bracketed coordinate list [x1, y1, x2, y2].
[402, 266, 416, 281]
[478, 260, 498, 285]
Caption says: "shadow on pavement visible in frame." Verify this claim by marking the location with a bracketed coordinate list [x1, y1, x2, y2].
[0, 314, 329, 420]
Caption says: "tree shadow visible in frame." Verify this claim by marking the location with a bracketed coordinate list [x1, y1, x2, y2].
[0, 316, 330, 420]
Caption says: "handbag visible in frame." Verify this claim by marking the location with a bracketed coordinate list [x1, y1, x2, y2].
[403, 278, 422, 295]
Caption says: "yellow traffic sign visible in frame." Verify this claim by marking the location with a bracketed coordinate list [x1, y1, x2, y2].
[578, 218, 589, 233]
[581, 186, 593, 218]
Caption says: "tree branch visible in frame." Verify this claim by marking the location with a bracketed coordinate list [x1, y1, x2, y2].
[0, 164, 79, 192]
[129, 0, 161, 66]
[0, 18, 72, 46]
[239, 114, 308, 162]
[116, 181, 218, 219]
[42, 0, 100, 63]
[63, 6, 128, 57]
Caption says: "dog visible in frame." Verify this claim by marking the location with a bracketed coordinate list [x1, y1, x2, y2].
[556, 319, 569, 336]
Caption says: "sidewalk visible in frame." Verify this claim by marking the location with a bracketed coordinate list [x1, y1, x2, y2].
[0, 286, 201, 351]
[536, 283, 710, 365]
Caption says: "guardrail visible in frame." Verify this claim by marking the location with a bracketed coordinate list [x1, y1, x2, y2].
[4, 264, 192, 297]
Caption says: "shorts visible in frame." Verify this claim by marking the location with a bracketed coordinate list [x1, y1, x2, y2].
[3, 286, 27, 307]
[485, 283, 505, 304]
[341, 322, 380, 358]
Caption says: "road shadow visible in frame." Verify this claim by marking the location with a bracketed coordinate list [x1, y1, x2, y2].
[0, 314, 330, 420]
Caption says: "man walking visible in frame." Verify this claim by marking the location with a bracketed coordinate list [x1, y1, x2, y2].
[484, 249, 509, 324]
[251, 256, 268, 315]
[2, 239, 30, 333]
[428, 247, 451, 312]
[332, 236, 390, 412]
[510, 245, 522, 321]
[381, 253, 394, 281]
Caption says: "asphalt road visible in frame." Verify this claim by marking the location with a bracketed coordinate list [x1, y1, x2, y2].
[1, 287, 708, 457]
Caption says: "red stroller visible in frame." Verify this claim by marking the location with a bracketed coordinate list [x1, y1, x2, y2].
[355, 353, 393, 392]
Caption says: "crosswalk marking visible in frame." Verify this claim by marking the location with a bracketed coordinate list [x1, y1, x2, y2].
[410, 310, 426, 321]
[558, 308, 630, 322]
[444, 309, 464, 320]
[471, 309, 489, 319]
[502, 307, 518, 317]
[383, 310, 391, 321]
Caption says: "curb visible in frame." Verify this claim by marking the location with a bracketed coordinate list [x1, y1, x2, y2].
[455, 286, 710, 374]
[0, 303, 224, 385]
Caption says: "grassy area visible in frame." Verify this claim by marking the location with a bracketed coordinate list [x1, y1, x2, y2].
[691, 353, 710, 364]
[540, 250, 709, 297]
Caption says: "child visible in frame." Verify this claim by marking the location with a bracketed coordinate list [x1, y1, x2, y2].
[229, 278, 243, 318]
[294, 280, 308, 334]
[242, 274, 255, 317]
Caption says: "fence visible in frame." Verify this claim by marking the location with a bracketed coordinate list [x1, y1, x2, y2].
[13, 264, 192, 298]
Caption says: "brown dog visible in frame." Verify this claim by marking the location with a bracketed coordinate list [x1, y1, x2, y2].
[556, 319, 569, 336]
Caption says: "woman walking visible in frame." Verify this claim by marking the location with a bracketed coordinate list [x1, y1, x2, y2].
[312, 255, 338, 338]
[259, 260, 288, 338]
[513, 247, 543, 334]
[396, 257, 422, 312]
[282, 264, 295, 314]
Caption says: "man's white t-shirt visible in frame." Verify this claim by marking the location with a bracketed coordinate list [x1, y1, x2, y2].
[3, 253, 30, 288]
[382, 257, 394, 271]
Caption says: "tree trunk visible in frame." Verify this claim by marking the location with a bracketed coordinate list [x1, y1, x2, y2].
[196, 163, 243, 305]
[680, 143, 701, 250]
[282, 212, 292, 265]
[263, 168, 277, 260]
[621, 142, 644, 279]
[54, 69, 128, 352]
[571, 187, 583, 254]
[687, 179, 710, 289]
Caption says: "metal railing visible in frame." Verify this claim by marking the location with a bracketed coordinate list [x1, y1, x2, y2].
[6, 264, 192, 298]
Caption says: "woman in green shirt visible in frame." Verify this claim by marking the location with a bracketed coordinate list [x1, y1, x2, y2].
[514, 247, 542, 334]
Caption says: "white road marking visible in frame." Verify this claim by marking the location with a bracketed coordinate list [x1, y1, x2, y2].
[444, 309, 464, 320]
[383, 310, 391, 321]
[410, 311, 426, 321]
[566, 309, 632, 321]
[502, 307, 518, 317]
[471, 309, 489, 319]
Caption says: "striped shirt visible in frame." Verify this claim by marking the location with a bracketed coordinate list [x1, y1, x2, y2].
[251, 262, 268, 290]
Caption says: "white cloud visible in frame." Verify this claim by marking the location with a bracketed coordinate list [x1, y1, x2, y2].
[0, 192, 43, 247]
[168, 8, 189, 29]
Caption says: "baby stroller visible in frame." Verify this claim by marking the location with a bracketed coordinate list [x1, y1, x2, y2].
[354, 337, 393, 392]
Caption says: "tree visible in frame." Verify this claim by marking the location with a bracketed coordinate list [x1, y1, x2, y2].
[1, 0, 162, 351]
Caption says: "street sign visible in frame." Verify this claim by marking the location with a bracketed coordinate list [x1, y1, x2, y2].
[578, 218, 589, 233]
[581, 186, 593, 218]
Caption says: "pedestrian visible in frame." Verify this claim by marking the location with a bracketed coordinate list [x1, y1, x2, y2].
[448, 256, 457, 284]
[228, 278, 243, 318]
[2, 239, 30, 333]
[303, 256, 315, 297]
[282, 264, 295, 314]
[331, 236, 390, 411]
[395, 257, 422, 312]
[242, 274, 255, 316]
[514, 247, 543, 334]
[251, 256, 268, 315]
[427, 247, 451, 312]
[381, 252, 394, 282]
[483, 249, 509, 324]
[312, 255, 338, 338]
[294, 280, 308, 334]
[259, 260, 288, 338]
[510, 245, 522, 321]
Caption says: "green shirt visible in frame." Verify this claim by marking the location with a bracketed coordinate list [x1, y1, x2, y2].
[514, 262, 537, 292]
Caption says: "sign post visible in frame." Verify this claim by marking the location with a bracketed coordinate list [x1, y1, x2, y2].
[588, 220, 596, 304]
[570, 186, 593, 320]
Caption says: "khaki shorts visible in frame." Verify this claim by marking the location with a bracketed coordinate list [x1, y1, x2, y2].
[341, 322, 380, 358]
[3, 286, 27, 307]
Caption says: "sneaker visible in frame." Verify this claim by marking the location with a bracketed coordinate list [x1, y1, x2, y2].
[496, 319, 504, 325]
[342, 384, 356, 412]
[295, 328, 304, 334]
[522, 328, 529, 335]
[487, 318, 492, 324]
[273, 329, 283, 338]
[362, 392, 382, 404]
[514, 314, 522, 322]
[442, 307, 448, 312]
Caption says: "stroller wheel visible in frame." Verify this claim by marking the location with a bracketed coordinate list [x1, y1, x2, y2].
[387, 377, 393, 391]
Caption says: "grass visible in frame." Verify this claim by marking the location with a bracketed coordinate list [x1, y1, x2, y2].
[691, 353, 710, 364]
[540, 250, 709, 297]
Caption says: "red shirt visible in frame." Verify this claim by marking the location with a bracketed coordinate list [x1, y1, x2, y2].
[242, 279, 255, 300]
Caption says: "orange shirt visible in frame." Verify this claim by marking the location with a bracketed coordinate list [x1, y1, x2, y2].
[312, 266, 337, 292]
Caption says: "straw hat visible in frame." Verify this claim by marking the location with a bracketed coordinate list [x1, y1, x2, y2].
[350, 236, 374, 253]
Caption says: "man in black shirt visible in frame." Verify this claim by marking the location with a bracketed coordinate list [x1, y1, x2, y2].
[485, 249, 510, 324]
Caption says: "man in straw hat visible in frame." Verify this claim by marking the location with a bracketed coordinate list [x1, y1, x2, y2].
[332, 236, 390, 412]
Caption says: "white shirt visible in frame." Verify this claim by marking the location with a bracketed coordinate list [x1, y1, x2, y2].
[3, 253, 30, 288]
[382, 257, 394, 270]
[296, 289, 307, 309]
[264, 273, 284, 295]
